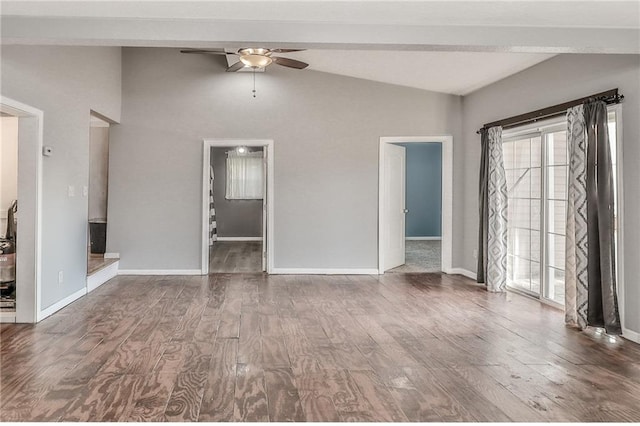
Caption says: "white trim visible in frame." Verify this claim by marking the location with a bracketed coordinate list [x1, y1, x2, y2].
[202, 138, 274, 275]
[104, 252, 120, 259]
[622, 328, 640, 344]
[1, 96, 44, 323]
[216, 237, 263, 242]
[378, 136, 453, 274]
[271, 268, 378, 275]
[611, 104, 627, 341]
[38, 288, 86, 321]
[89, 118, 110, 128]
[87, 261, 119, 293]
[406, 236, 441, 241]
[0, 312, 16, 323]
[502, 120, 566, 141]
[446, 268, 477, 280]
[540, 297, 563, 311]
[506, 286, 564, 310]
[118, 269, 202, 276]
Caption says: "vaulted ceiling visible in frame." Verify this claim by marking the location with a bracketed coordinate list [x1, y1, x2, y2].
[2, 1, 638, 95]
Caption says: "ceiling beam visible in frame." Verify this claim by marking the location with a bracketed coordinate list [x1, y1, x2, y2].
[2, 16, 639, 54]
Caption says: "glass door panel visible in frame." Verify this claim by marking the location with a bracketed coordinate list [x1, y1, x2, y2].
[543, 130, 568, 304]
[505, 136, 541, 296]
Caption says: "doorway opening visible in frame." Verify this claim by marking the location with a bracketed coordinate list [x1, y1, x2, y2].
[391, 142, 442, 272]
[87, 112, 117, 280]
[0, 96, 43, 323]
[378, 136, 453, 275]
[1, 114, 19, 317]
[201, 139, 274, 274]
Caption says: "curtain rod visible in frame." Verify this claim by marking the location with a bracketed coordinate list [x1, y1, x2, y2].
[476, 88, 623, 134]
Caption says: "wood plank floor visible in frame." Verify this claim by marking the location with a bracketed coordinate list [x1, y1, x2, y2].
[2, 272, 640, 422]
[209, 242, 262, 273]
[87, 253, 118, 276]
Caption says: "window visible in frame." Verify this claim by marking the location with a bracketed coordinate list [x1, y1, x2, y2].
[226, 151, 264, 200]
[503, 134, 542, 296]
[503, 108, 619, 306]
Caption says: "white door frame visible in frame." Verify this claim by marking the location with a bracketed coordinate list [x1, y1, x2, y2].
[201, 138, 274, 274]
[610, 104, 631, 342]
[378, 136, 453, 274]
[0, 96, 43, 323]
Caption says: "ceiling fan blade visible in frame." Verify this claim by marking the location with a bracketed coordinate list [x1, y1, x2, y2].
[270, 48, 306, 53]
[226, 61, 246, 72]
[180, 49, 235, 55]
[272, 57, 309, 69]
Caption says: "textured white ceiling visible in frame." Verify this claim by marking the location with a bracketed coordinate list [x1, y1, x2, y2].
[277, 50, 555, 95]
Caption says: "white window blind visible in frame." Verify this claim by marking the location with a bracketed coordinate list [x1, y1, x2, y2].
[225, 151, 264, 200]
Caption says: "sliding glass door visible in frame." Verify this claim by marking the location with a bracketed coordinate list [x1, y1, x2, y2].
[503, 134, 541, 297]
[503, 111, 619, 307]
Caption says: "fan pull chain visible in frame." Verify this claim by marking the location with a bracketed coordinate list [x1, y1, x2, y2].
[252, 69, 257, 98]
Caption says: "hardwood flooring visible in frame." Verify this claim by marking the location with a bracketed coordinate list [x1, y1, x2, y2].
[209, 241, 262, 273]
[2, 272, 640, 422]
[87, 253, 118, 276]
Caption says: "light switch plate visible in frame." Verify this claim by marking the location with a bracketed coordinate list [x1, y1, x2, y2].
[68, 185, 75, 197]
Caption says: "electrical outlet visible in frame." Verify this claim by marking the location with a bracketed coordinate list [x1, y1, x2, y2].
[58, 271, 64, 284]
[473, 249, 478, 259]
[68, 185, 75, 197]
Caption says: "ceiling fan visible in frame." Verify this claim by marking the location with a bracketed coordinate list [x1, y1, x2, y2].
[180, 47, 309, 72]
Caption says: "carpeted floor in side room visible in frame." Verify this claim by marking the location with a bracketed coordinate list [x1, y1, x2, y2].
[388, 240, 441, 273]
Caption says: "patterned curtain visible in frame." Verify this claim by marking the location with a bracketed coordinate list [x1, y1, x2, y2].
[209, 165, 217, 246]
[484, 126, 508, 292]
[565, 105, 588, 328]
[565, 101, 621, 335]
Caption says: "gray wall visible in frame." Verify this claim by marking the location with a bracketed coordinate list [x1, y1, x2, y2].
[1, 46, 122, 310]
[107, 47, 462, 270]
[461, 54, 640, 335]
[88, 126, 109, 220]
[211, 147, 263, 238]
[397, 143, 442, 238]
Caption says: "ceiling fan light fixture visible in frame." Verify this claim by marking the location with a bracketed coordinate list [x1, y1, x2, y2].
[240, 54, 273, 68]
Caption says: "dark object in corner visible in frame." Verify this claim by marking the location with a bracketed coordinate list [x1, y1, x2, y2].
[89, 219, 107, 254]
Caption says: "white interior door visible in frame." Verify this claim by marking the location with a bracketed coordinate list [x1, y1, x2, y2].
[384, 143, 406, 271]
[262, 148, 267, 272]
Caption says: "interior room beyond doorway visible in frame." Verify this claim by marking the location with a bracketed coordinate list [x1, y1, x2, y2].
[208, 146, 264, 273]
[87, 113, 116, 277]
[388, 142, 442, 273]
[1, 115, 19, 316]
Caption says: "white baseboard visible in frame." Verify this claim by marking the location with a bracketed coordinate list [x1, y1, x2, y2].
[406, 236, 442, 241]
[622, 327, 640, 344]
[0, 311, 16, 323]
[87, 261, 119, 293]
[271, 268, 378, 275]
[104, 252, 120, 259]
[38, 287, 86, 321]
[216, 237, 263, 242]
[118, 269, 203, 276]
[445, 268, 477, 281]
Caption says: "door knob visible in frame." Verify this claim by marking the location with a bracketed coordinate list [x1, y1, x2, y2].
[403, 209, 409, 213]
